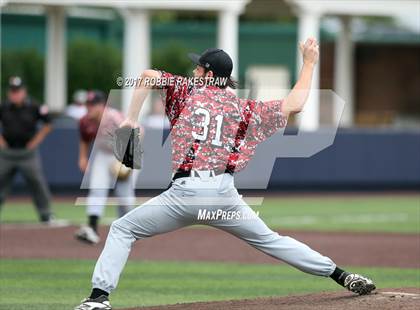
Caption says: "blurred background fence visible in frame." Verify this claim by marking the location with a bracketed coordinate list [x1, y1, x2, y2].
[6, 124, 418, 191]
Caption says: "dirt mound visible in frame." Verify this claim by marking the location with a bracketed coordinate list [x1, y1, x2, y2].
[122, 288, 420, 310]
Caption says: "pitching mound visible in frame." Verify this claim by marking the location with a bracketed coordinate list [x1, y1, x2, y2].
[122, 288, 420, 310]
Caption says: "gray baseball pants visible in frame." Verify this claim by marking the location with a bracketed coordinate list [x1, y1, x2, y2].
[0, 148, 51, 221]
[92, 172, 336, 293]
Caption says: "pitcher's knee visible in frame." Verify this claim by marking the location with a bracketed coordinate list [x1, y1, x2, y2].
[109, 218, 131, 236]
[110, 215, 153, 240]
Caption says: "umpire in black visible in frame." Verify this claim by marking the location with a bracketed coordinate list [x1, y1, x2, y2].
[0, 76, 53, 223]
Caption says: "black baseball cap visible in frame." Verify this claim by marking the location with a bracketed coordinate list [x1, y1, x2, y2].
[8, 76, 25, 90]
[188, 48, 233, 78]
[86, 90, 107, 105]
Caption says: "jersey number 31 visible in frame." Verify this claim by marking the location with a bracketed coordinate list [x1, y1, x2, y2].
[192, 107, 223, 147]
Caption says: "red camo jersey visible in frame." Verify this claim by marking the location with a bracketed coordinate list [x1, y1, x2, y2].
[157, 71, 288, 173]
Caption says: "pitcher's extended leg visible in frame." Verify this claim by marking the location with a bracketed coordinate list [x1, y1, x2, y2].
[91, 191, 191, 293]
[211, 199, 335, 276]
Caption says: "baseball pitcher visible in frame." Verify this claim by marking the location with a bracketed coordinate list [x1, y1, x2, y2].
[75, 38, 375, 310]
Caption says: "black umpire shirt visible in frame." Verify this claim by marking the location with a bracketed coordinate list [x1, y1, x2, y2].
[0, 97, 51, 149]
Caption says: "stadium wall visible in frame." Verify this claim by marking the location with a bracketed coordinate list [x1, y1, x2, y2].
[11, 123, 419, 191]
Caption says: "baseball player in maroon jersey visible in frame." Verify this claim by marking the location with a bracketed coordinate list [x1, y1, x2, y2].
[75, 90, 136, 245]
[75, 38, 375, 310]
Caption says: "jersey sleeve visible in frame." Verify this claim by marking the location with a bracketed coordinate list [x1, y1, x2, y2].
[241, 99, 287, 143]
[154, 71, 177, 91]
[156, 70, 191, 123]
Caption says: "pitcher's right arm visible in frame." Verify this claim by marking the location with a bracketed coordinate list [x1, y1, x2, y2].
[120, 70, 161, 128]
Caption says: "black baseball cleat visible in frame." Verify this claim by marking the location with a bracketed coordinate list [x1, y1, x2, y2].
[344, 273, 376, 295]
[74, 295, 112, 310]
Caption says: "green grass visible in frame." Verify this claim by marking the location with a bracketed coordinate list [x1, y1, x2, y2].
[0, 259, 419, 310]
[258, 195, 420, 233]
[1, 200, 115, 225]
[1, 195, 419, 233]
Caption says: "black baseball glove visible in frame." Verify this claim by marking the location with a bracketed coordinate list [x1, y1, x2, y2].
[112, 126, 142, 169]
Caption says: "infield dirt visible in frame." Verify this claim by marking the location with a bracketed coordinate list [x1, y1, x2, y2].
[1, 225, 419, 268]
